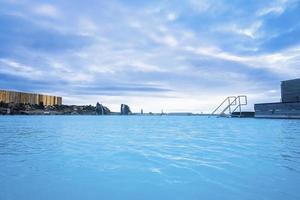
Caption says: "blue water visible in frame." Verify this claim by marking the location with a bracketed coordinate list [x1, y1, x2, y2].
[0, 116, 300, 200]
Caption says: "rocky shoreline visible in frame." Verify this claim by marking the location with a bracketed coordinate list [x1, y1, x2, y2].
[0, 102, 132, 115]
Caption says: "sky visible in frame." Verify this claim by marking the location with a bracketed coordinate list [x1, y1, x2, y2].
[0, 0, 300, 113]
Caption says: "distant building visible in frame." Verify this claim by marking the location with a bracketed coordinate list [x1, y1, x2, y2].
[0, 90, 62, 106]
[255, 78, 300, 119]
[281, 79, 300, 103]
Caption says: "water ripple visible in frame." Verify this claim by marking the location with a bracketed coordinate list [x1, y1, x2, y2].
[0, 116, 300, 200]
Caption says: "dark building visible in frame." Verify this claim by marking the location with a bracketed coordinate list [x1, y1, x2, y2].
[281, 79, 300, 103]
[255, 78, 300, 119]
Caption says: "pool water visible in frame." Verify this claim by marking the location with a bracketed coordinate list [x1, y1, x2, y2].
[0, 116, 300, 200]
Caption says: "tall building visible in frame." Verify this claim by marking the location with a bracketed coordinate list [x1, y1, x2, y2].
[0, 90, 62, 106]
[255, 78, 300, 119]
[281, 79, 300, 103]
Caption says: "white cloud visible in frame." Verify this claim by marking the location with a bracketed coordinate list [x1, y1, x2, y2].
[256, 0, 293, 16]
[217, 21, 263, 39]
[184, 46, 246, 62]
[149, 33, 178, 47]
[0, 59, 42, 79]
[131, 61, 166, 72]
[257, 6, 285, 16]
[33, 4, 60, 18]
[185, 44, 300, 77]
[166, 12, 178, 21]
[161, 35, 178, 47]
[235, 21, 263, 39]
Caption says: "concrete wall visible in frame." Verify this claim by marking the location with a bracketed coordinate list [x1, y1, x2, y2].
[281, 79, 300, 103]
[255, 102, 300, 119]
[0, 90, 62, 106]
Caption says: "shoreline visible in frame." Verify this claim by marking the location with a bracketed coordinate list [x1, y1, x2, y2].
[0, 102, 209, 116]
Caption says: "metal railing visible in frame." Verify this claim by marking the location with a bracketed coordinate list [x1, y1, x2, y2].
[211, 95, 247, 117]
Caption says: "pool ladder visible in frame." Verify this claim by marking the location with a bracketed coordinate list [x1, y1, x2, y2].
[211, 95, 247, 117]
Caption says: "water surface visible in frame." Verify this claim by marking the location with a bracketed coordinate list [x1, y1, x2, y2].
[0, 116, 300, 200]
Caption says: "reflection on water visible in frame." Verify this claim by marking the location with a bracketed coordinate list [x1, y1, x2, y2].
[0, 116, 300, 200]
[278, 121, 300, 175]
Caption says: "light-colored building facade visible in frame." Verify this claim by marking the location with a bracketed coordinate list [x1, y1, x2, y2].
[0, 90, 62, 106]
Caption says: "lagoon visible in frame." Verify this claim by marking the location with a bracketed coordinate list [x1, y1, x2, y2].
[0, 116, 300, 200]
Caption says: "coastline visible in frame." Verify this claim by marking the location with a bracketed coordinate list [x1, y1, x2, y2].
[0, 102, 208, 116]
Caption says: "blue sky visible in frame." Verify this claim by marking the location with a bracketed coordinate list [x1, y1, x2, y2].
[0, 0, 300, 112]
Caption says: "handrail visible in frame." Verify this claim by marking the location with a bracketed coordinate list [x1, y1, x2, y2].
[231, 96, 247, 117]
[220, 96, 238, 115]
[211, 95, 247, 117]
[211, 96, 236, 115]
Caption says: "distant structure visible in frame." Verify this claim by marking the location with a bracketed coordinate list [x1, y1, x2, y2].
[281, 79, 300, 102]
[0, 90, 62, 106]
[141, 109, 143, 115]
[120, 104, 132, 115]
[255, 78, 300, 118]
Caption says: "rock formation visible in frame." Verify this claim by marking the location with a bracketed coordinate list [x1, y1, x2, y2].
[120, 104, 131, 115]
[96, 102, 110, 115]
[0, 102, 111, 115]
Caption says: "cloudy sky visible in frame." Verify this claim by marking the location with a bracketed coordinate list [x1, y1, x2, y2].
[0, 0, 300, 113]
